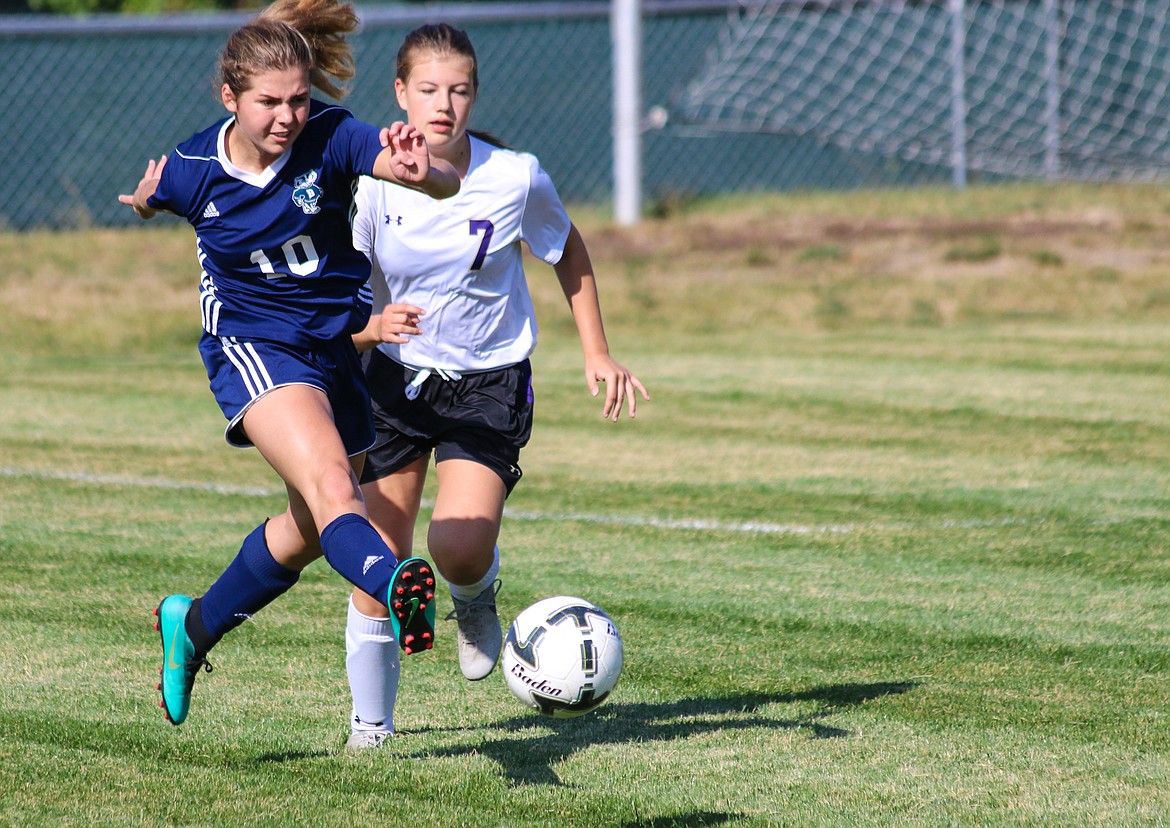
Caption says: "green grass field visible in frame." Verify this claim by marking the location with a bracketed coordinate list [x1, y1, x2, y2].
[2, 185, 1169, 826]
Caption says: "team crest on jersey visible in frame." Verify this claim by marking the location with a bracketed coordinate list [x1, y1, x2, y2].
[292, 169, 324, 215]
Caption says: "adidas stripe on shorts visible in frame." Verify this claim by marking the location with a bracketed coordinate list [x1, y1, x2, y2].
[199, 332, 375, 455]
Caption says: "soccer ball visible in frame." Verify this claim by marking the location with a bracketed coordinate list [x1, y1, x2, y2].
[501, 595, 623, 718]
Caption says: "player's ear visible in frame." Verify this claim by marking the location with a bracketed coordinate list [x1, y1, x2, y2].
[221, 83, 237, 113]
[394, 78, 408, 112]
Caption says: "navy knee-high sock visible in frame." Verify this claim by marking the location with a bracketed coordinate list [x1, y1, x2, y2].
[319, 513, 397, 604]
[186, 521, 300, 655]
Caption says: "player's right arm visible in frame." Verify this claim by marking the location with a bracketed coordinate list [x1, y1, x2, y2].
[117, 156, 168, 220]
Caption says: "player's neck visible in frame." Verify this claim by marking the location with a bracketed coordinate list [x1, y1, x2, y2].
[225, 123, 284, 175]
[433, 134, 472, 178]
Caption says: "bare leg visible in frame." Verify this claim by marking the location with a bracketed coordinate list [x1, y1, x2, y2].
[429, 459, 506, 584]
[429, 458, 507, 680]
[242, 384, 368, 536]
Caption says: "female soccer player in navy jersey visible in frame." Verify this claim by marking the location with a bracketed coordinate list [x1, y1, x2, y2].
[118, 0, 459, 728]
[339, 23, 649, 747]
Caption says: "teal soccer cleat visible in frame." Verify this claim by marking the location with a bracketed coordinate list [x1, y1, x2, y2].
[153, 595, 212, 726]
[386, 557, 437, 655]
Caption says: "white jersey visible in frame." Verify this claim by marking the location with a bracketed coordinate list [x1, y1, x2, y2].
[352, 135, 571, 372]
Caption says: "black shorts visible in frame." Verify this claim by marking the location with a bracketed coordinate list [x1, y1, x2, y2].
[360, 349, 534, 495]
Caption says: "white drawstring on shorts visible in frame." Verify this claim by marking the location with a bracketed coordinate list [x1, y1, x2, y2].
[404, 367, 463, 400]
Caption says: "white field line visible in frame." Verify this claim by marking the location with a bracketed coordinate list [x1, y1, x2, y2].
[0, 466, 282, 498]
[0, 465, 1043, 536]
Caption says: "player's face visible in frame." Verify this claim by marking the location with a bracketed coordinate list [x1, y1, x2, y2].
[222, 66, 312, 171]
[395, 53, 476, 157]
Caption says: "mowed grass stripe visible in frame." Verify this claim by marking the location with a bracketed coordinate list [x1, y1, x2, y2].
[0, 462, 1097, 537]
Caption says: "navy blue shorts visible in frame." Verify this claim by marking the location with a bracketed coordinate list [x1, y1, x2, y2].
[359, 349, 534, 495]
[199, 332, 375, 456]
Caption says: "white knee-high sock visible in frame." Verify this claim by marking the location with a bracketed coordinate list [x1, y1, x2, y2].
[448, 545, 501, 601]
[346, 596, 399, 733]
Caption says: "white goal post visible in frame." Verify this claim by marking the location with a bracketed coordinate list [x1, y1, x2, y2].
[613, 0, 643, 225]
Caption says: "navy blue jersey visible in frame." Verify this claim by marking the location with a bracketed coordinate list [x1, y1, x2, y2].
[149, 100, 383, 347]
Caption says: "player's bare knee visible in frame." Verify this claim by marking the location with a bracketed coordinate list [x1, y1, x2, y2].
[308, 463, 364, 518]
[429, 538, 494, 584]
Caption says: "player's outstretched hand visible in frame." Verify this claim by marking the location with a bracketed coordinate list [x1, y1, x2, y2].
[377, 123, 458, 199]
[117, 156, 166, 220]
[585, 354, 650, 422]
[377, 303, 426, 344]
[380, 122, 430, 185]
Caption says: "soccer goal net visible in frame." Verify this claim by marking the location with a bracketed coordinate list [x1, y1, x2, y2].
[673, 0, 1170, 183]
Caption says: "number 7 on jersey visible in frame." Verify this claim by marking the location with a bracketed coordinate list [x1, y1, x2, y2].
[469, 219, 494, 271]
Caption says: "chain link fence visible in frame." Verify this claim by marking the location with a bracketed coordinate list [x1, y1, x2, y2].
[3, 1, 1169, 230]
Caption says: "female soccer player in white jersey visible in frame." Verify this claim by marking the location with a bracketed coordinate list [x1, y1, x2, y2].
[117, 0, 459, 728]
[340, 22, 649, 747]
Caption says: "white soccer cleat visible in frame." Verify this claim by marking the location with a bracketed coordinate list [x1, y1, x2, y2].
[446, 580, 503, 681]
[345, 730, 394, 749]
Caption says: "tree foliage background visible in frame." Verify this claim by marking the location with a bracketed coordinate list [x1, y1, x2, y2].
[2, 0, 405, 14]
[7, 0, 244, 12]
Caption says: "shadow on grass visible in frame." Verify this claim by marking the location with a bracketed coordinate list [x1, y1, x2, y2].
[403, 681, 918, 787]
[1, 681, 913, 782]
[616, 812, 743, 828]
[253, 749, 331, 763]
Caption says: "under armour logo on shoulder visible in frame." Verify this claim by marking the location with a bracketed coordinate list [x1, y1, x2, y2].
[384, 214, 403, 226]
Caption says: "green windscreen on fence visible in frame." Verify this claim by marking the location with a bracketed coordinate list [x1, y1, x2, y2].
[2, 0, 1169, 230]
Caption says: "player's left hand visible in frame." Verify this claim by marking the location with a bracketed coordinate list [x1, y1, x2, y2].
[379, 122, 430, 184]
[584, 354, 649, 422]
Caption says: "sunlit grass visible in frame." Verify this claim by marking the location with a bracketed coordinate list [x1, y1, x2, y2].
[2, 186, 1169, 826]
